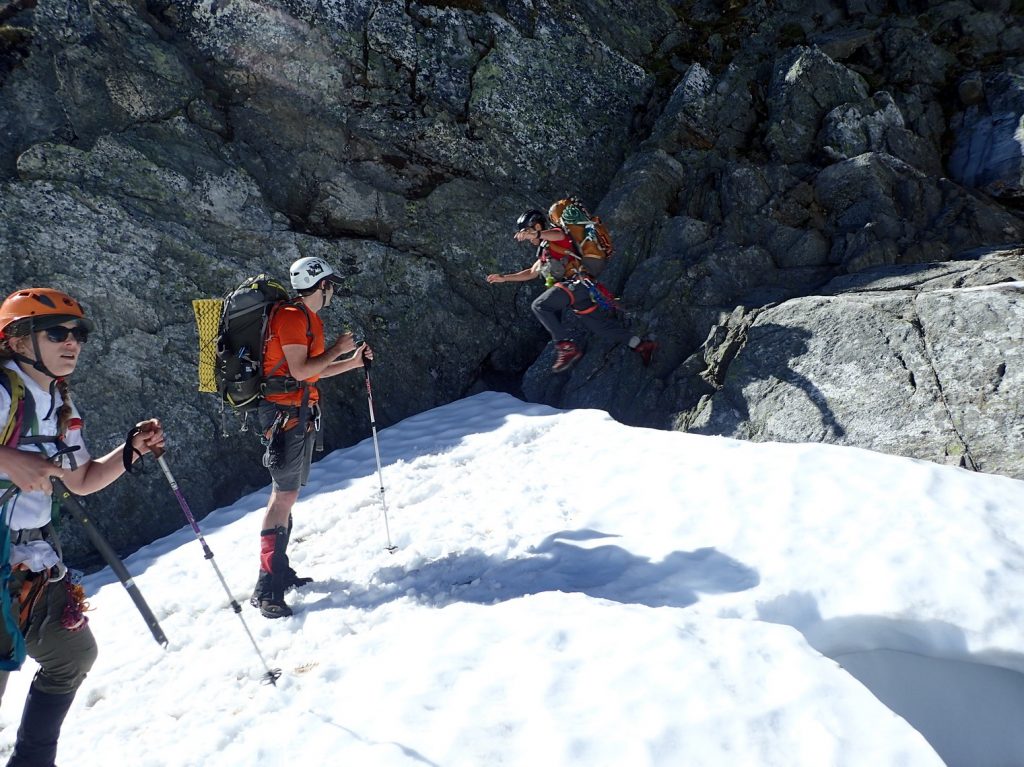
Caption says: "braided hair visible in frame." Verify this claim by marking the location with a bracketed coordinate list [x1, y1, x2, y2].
[55, 377, 73, 436]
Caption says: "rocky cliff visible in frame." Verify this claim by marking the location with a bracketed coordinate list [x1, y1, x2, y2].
[1, 0, 1021, 563]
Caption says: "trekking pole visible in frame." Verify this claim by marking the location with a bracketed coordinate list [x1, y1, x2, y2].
[49, 477, 169, 648]
[362, 353, 397, 553]
[149, 446, 282, 686]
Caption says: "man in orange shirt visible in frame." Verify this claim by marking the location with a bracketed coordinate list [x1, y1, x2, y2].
[251, 256, 372, 619]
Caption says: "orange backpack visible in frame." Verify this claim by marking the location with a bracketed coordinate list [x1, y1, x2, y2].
[547, 197, 614, 278]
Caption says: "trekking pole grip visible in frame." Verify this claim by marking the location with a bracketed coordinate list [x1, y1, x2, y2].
[124, 422, 163, 472]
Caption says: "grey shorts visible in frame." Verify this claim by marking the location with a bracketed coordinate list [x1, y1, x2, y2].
[258, 401, 317, 492]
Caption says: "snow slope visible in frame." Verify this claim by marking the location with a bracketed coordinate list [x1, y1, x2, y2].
[2, 392, 1023, 766]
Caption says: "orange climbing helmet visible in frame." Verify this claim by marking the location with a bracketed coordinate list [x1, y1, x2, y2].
[0, 288, 94, 338]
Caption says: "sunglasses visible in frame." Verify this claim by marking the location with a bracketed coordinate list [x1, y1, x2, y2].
[42, 326, 89, 344]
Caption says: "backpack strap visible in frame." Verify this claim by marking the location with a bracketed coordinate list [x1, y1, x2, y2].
[1, 370, 65, 451]
[286, 301, 315, 438]
[0, 367, 26, 448]
[543, 238, 586, 283]
[263, 299, 319, 440]
[264, 299, 315, 381]
[0, 369, 27, 671]
[0, 370, 23, 513]
[556, 225, 590, 262]
[0, 368, 68, 528]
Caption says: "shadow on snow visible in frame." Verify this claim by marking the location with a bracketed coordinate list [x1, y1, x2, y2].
[758, 591, 1024, 767]
[311, 529, 760, 613]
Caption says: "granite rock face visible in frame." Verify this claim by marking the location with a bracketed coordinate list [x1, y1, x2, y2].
[680, 251, 1024, 479]
[0, 0, 1022, 562]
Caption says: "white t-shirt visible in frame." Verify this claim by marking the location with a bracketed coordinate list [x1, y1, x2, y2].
[1, 361, 91, 543]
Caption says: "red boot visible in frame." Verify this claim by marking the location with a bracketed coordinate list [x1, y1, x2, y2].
[552, 340, 583, 373]
[633, 340, 657, 366]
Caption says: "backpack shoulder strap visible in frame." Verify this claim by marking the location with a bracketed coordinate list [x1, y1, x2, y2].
[0, 368, 26, 448]
[293, 299, 314, 342]
[264, 299, 315, 379]
[264, 300, 289, 379]
[0, 368, 28, 514]
[0, 369, 29, 673]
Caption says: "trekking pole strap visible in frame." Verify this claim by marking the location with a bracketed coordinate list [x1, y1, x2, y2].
[122, 425, 145, 474]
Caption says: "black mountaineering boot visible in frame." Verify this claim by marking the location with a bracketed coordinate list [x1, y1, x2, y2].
[250, 571, 271, 609]
[7, 686, 76, 767]
[260, 526, 293, 619]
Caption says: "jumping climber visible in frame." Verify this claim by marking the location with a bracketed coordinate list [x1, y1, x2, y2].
[487, 207, 655, 373]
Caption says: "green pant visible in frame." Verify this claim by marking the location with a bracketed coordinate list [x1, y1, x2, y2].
[0, 575, 97, 701]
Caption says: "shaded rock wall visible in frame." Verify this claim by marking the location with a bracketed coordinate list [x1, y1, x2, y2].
[0, 0, 1022, 562]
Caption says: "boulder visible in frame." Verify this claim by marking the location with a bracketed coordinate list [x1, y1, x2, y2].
[682, 250, 1024, 479]
[949, 68, 1024, 201]
[764, 46, 869, 165]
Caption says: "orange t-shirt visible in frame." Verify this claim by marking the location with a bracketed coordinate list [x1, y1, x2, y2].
[262, 304, 324, 406]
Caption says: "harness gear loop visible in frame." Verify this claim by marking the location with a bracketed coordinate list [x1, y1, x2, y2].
[261, 410, 287, 469]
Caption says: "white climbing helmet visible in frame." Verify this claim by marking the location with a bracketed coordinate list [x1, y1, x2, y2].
[289, 256, 342, 291]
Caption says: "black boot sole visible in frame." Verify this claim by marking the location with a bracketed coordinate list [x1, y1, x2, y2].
[259, 600, 293, 619]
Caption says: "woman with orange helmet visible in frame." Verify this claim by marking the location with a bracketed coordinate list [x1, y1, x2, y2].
[0, 287, 165, 767]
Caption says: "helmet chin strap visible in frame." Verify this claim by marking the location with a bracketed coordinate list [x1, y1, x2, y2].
[7, 323, 62, 415]
[11, 335, 61, 418]
[11, 341, 58, 380]
[32, 325, 59, 378]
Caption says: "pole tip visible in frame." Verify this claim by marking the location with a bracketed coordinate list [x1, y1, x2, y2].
[263, 668, 283, 686]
